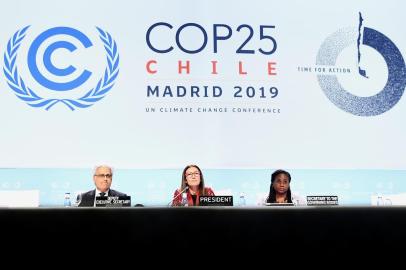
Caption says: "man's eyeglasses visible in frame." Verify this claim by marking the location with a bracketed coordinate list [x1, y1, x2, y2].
[94, 174, 112, 179]
[186, 172, 200, 177]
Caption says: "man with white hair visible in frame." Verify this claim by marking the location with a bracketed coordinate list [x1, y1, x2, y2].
[78, 165, 127, 207]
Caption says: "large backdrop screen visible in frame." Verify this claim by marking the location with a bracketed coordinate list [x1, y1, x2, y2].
[0, 0, 405, 171]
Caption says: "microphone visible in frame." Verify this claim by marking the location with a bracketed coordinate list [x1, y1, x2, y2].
[167, 186, 189, 206]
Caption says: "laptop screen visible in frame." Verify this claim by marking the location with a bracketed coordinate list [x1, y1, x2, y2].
[264, 202, 295, 206]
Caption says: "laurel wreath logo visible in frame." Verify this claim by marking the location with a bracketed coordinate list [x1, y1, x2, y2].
[3, 26, 119, 110]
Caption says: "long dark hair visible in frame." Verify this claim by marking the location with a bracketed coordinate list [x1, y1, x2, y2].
[180, 164, 207, 195]
[266, 169, 292, 203]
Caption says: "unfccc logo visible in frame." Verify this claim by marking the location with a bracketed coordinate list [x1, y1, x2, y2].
[3, 26, 119, 110]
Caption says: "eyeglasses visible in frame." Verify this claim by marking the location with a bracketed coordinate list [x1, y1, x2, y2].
[94, 174, 112, 179]
[186, 172, 200, 177]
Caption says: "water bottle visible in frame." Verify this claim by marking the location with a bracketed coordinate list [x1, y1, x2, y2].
[64, 192, 71, 207]
[181, 192, 188, 207]
[239, 193, 246, 206]
[377, 195, 384, 206]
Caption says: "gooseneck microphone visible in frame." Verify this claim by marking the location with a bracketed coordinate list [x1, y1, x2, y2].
[167, 186, 189, 206]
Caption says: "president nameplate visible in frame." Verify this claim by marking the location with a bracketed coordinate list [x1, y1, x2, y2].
[199, 196, 233, 206]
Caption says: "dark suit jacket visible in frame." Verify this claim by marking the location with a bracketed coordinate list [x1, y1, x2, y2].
[78, 189, 127, 207]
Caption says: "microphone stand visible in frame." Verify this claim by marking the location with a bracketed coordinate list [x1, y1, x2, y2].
[167, 186, 189, 206]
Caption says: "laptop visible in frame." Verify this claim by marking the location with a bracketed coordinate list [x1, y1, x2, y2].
[265, 202, 295, 206]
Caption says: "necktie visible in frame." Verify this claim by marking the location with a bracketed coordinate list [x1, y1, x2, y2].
[100, 192, 106, 197]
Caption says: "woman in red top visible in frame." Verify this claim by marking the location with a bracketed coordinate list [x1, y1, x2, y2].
[172, 164, 215, 206]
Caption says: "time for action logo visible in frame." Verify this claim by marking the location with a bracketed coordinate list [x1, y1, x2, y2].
[316, 13, 406, 116]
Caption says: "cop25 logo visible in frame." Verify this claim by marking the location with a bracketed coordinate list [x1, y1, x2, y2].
[317, 13, 406, 116]
[3, 26, 119, 110]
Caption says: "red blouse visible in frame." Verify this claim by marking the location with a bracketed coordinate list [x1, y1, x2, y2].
[172, 187, 215, 206]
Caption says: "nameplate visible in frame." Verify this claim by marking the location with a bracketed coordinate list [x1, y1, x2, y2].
[95, 196, 131, 207]
[307, 195, 338, 206]
[199, 196, 233, 206]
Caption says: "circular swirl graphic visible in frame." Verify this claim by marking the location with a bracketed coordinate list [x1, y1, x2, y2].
[317, 27, 406, 116]
[3, 26, 119, 110]
[28, 27, 93, 91]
